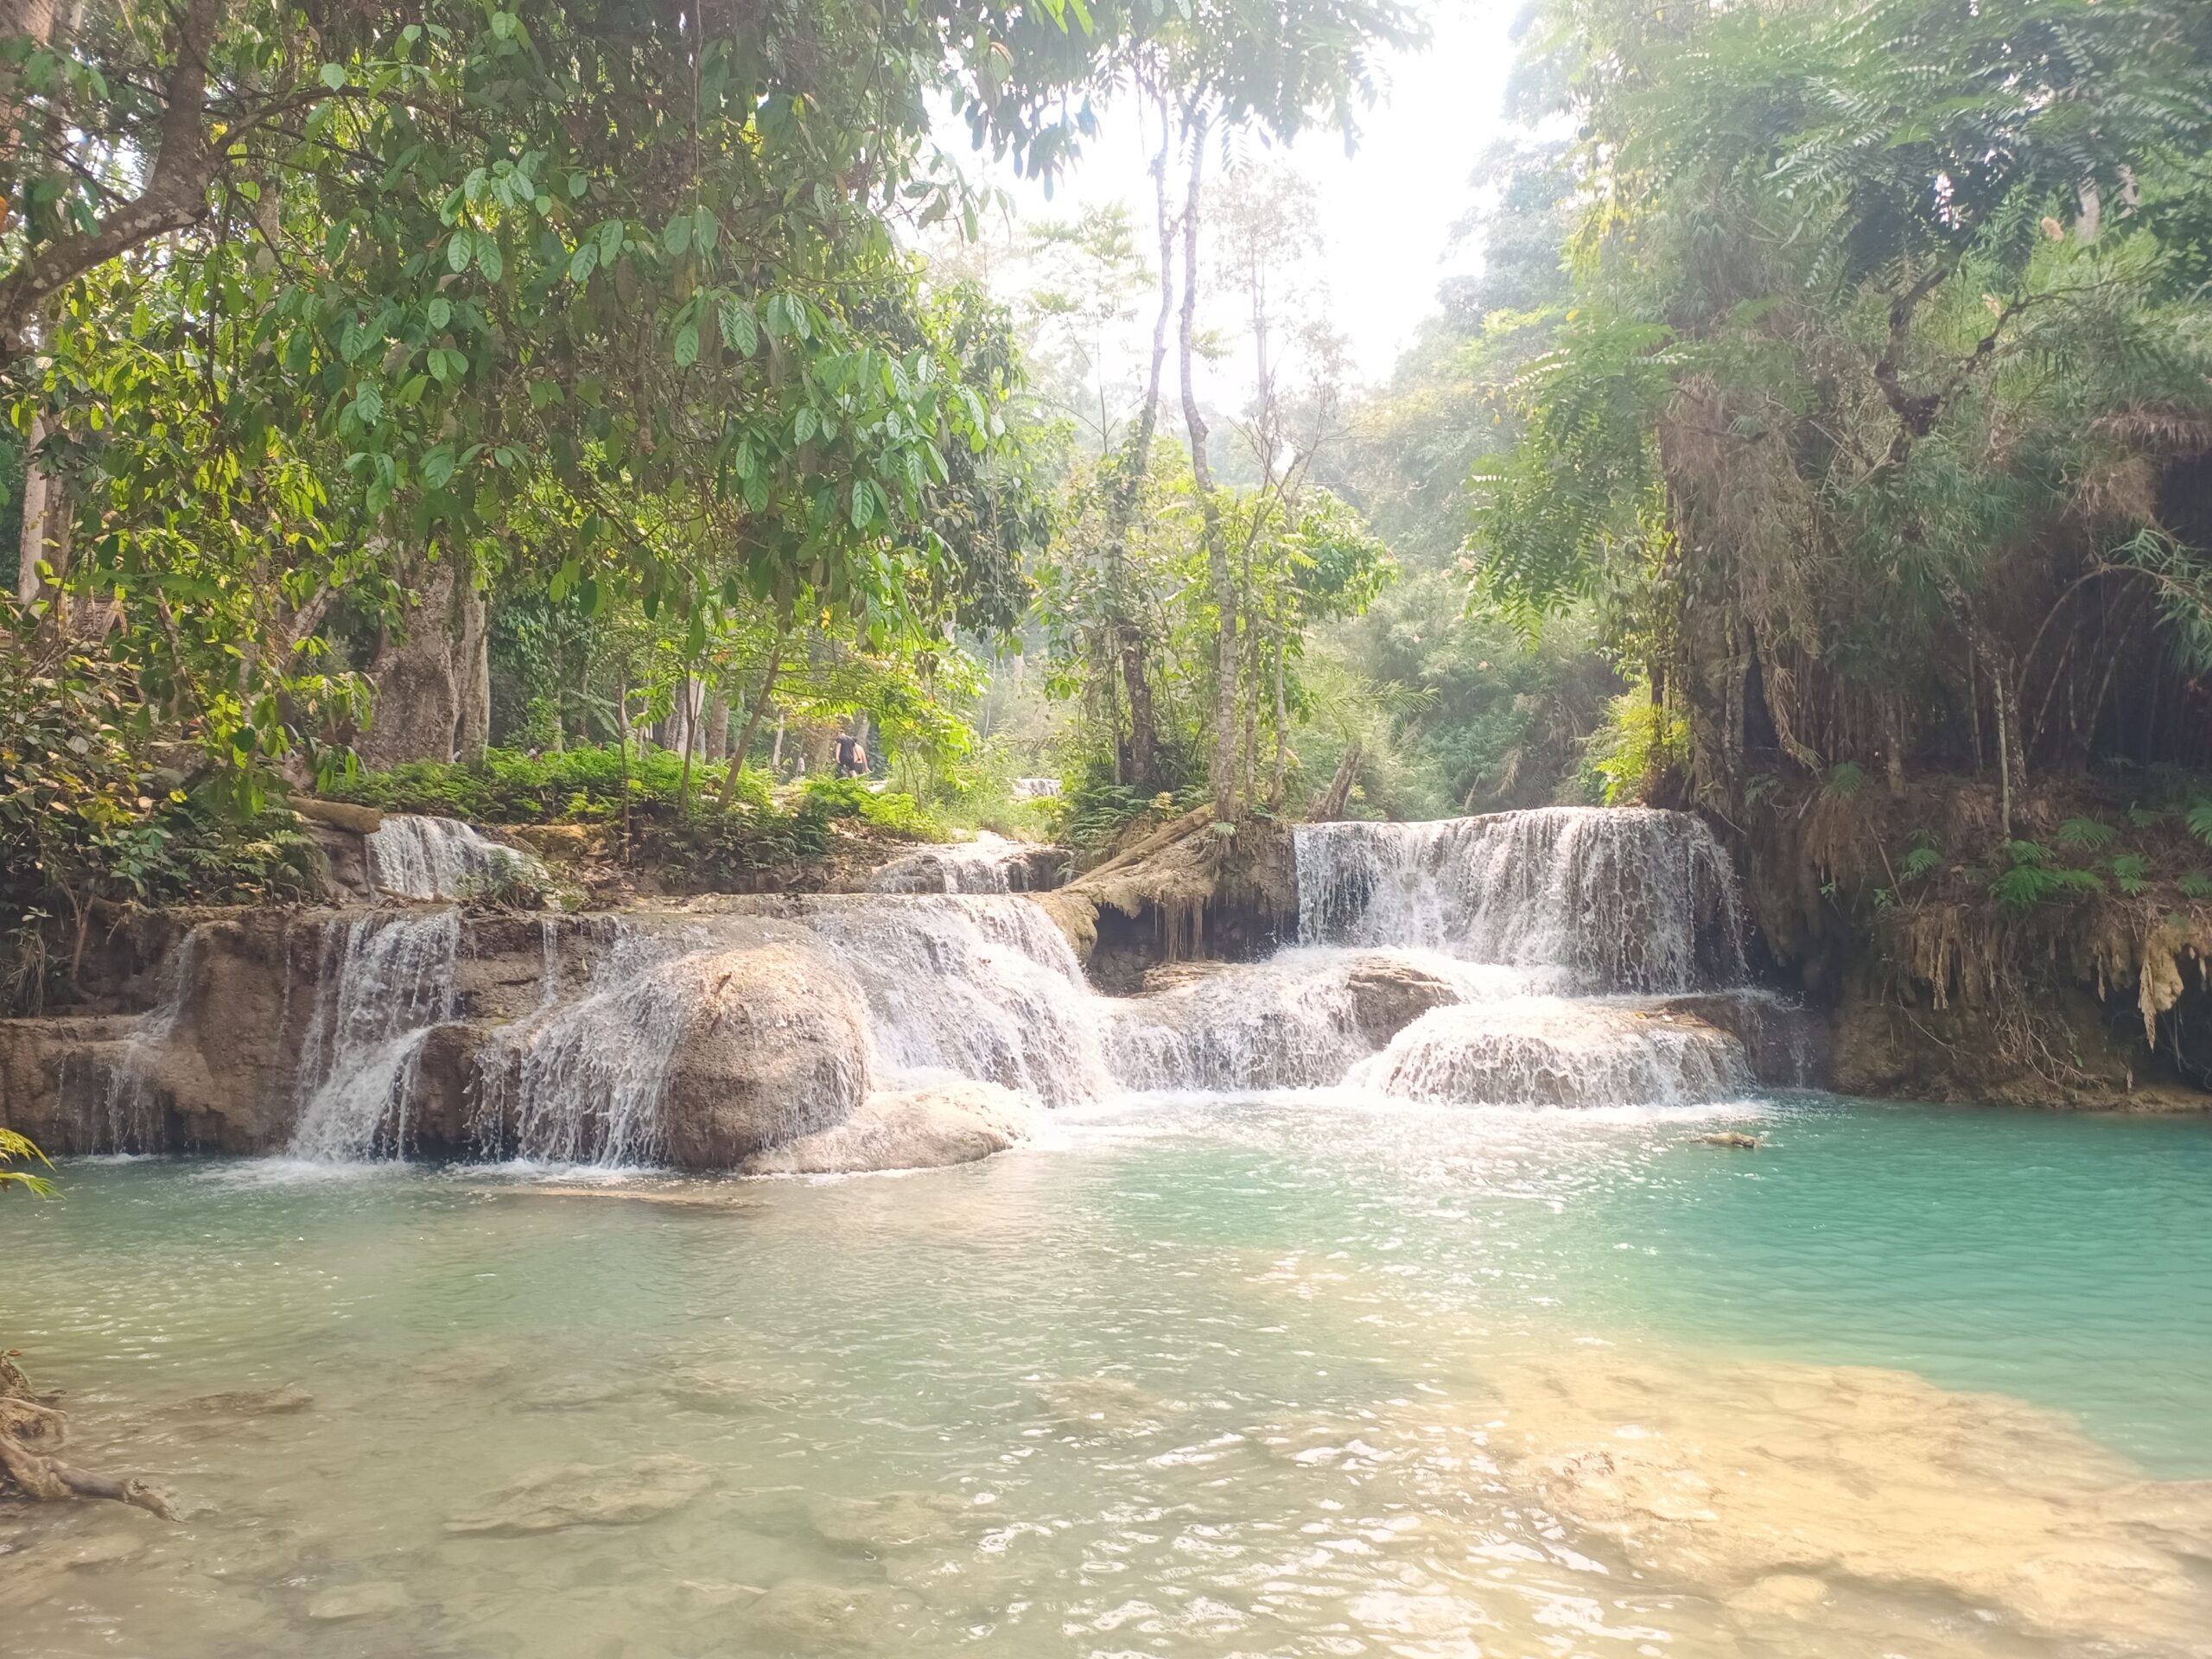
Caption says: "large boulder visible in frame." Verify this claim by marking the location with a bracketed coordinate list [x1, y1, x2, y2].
[739, 1079, 1036, 1175]
[1342, 956, 1462, 1048]
[659, 942, 873, 1168]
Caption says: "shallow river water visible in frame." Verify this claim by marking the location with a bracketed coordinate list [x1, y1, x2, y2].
[4, 1090, 2210, 1659]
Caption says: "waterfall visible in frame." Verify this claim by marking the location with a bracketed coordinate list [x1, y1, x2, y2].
[800, 896, 1110, 1104]
[1352, 999, 1752, 1109]
[1294, 808, 1746, 993]
[866, 833, 1058, 894]
[479, 896, 1112, 1167]
[1279, 808, 1772, 1107]
[287, 912, 461, 1160]
[476, 928, 696, 1166]
[367, 814, 541, 902]
[88, 806, 1795, 1170]
[90, 930, 206, 1152]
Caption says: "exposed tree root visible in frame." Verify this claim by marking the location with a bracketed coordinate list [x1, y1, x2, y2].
[0, 1351, 175, 1520]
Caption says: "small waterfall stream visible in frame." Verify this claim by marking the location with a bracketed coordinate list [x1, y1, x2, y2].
[367, 815, 541, 901]
[287, 912, 461, 1160]
[92, 931, 206, 1153]
[1291, 809, 1766, 1106]
[1295, 807, 1746, 991]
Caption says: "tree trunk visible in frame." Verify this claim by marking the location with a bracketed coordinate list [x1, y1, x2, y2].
[702, 688, 728, 763]
[0, 0, 222, 357]
[454, 581, 489, 766]
[720, 627, 787, 809]
[1993, 669, 2025, 842]
[1116, 93, 1180, 791]
[1314, 742, 1361, 821]
[1176, 107, 1238, 823]
[359, 562, 481, 772]
[1271, 628, 1288, 806]
[14, 411, 63, 602]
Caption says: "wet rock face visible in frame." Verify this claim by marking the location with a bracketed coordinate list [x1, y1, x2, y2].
[660, 942, 873, 1168]
[1342, 957, 1462, 1049]
[739, 1081, 1036, 1175]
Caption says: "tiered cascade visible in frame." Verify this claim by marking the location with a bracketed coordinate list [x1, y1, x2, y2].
[54, 807, 1801, 1167]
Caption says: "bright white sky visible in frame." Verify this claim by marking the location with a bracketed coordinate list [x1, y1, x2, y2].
[938, 0, 1523, 397]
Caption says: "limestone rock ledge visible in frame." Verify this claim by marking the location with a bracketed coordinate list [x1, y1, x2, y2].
[0, 908, 1027, 1176]
[738, 1081, 1038, 1175]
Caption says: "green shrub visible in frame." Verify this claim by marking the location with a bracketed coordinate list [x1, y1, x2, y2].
[321, 745, 776, 823]
[798, 777, 945, 840]
[1575, 686, 1688, 805]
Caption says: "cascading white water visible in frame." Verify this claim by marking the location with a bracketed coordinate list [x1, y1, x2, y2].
[366, 814, 542, 902]
[1103, 948, 1533, 1094]
[866, 833, 1054, 894]
[1295, 807, 1746, 993]
[480, 895, 1112, 1166]
[91, 930, 206, 1152]
[287, 912, 461, 1160]
[240, 806, 1787, 1166]
[475, 927, 700, 1166]
[800, 895, 1110, 1103]
[1353, 999, 1752, 1108]
[1277, 808, 1768, 1108]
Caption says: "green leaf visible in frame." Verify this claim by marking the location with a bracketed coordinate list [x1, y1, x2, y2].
[426, 296, 451, 331]
[475, 233, 504, 284]
[1899, 845, 1943, 880]
[663, 215, 691, 257]
[718, 297, 758, 356]
[447, 232, 473, 274]
[568, 241, 599, 283]
[422, 443, 457, 488]
[673, 320, 698, 368]
[319, 61, 347, 90]
[2056, 817, 2114, 849]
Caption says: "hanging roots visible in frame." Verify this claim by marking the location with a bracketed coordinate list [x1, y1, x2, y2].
[0, 1351, 176, 1521]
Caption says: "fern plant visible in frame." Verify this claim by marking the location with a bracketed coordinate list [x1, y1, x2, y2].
[0, 1128, 56, 1198]
[1989, 842, 2104, 912]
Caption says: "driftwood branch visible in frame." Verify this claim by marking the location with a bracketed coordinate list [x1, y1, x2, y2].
[0, 1352, 176, 1520]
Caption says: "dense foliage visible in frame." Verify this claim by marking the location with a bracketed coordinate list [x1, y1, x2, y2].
[1465, 0, 2212, 831]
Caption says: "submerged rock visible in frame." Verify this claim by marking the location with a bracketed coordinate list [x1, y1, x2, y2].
[805, 1490, 969, 1551]
[445, 1454, 708, 1535]
[739, 1080, 1037, 1175]
[1491, 1350, 2212, 1653]
[743, 1578, 912, 1650]
[305, 1580, 412, 1621]
[173, 1386, 314, 1417]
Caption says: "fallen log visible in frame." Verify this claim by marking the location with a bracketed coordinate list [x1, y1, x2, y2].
[0, 1351, 176, 1520]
